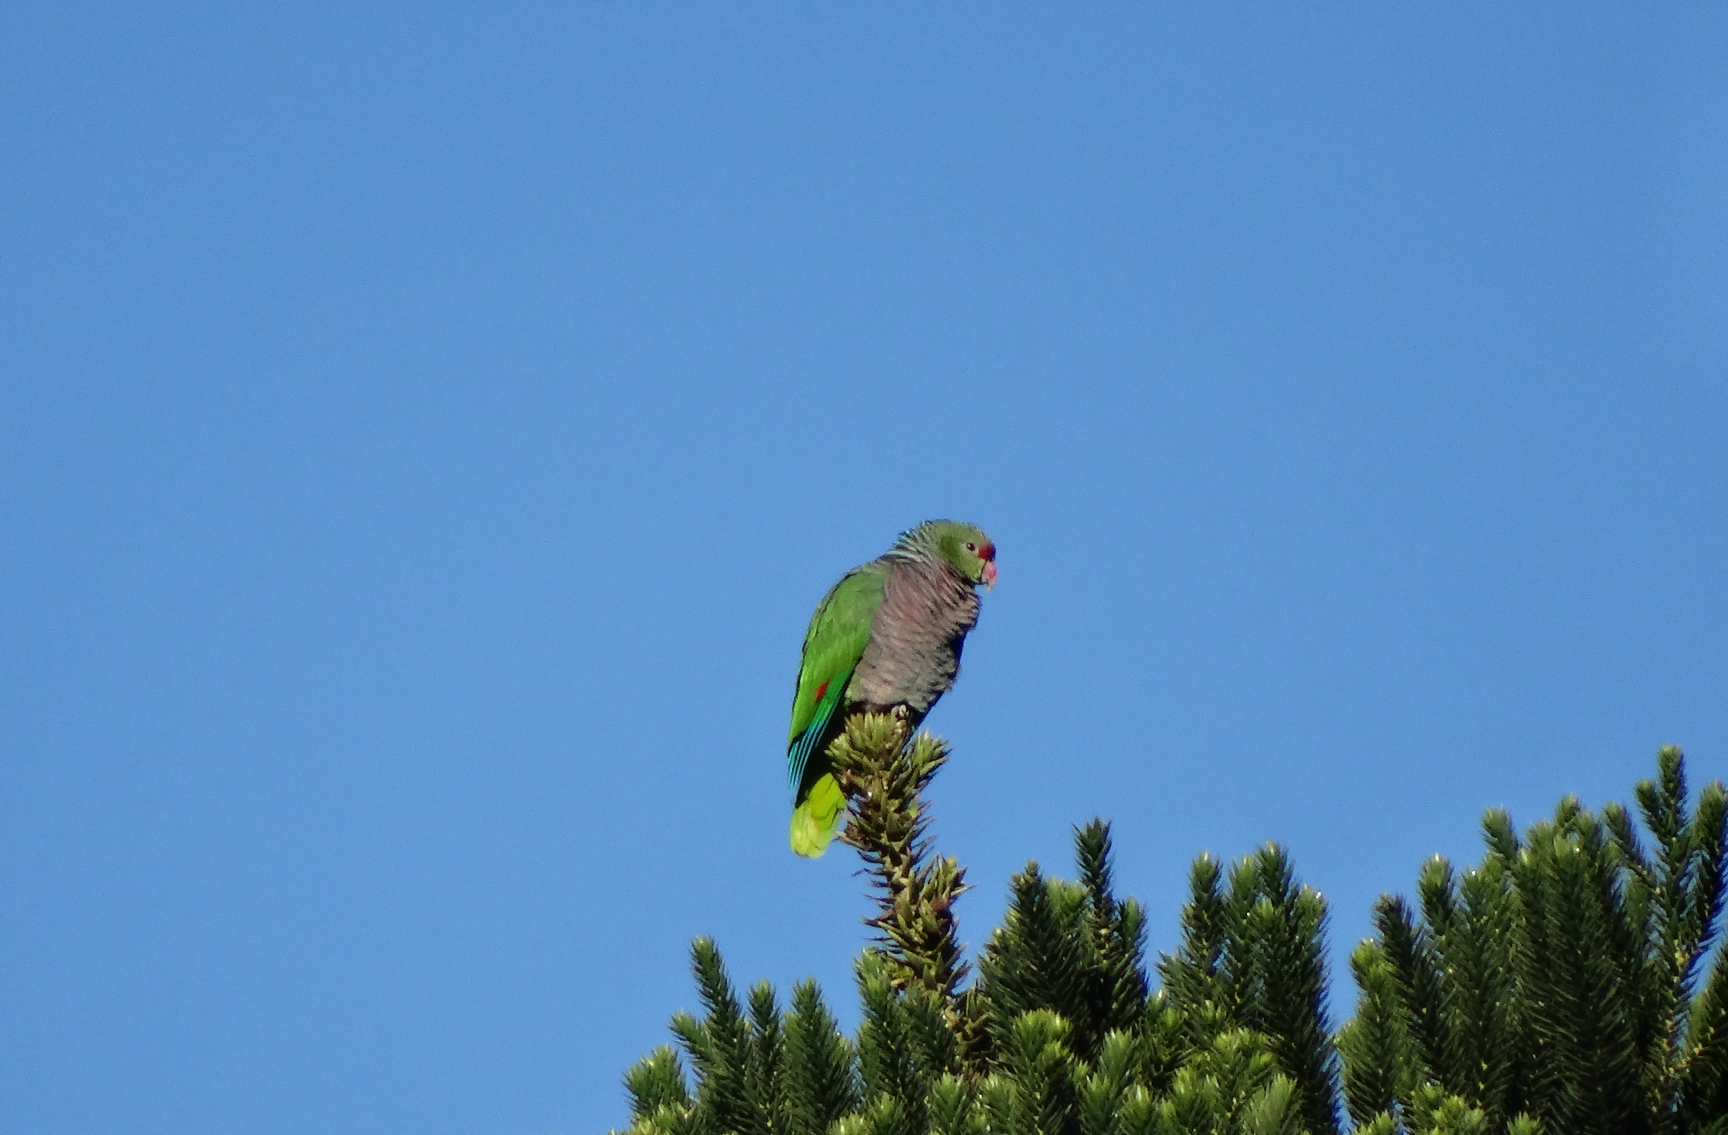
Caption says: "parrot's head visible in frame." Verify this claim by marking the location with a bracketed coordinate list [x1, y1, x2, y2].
[930, 520, 998, 591]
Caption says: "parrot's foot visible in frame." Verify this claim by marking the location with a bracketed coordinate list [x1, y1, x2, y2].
[889, 704, 912, 745]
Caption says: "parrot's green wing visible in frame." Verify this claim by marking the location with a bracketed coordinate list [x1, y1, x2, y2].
[787, 670, 851, 799]
[787, 565, 884, 856]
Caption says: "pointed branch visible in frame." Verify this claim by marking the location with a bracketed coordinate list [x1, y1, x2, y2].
[828, 712, 972, 1016]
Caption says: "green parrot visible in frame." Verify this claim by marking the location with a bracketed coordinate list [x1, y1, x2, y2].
[787, 519, 998, 857]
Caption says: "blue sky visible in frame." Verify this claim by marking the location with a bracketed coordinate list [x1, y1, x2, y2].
[3, 5, 1725, 1134]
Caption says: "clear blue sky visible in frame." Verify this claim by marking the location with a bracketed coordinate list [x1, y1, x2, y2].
[3, 5, 1725, 1134]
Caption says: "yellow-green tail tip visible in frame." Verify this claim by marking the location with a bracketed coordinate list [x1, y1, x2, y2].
[789, 773, 846, 858]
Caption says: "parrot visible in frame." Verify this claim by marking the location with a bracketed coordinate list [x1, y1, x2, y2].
[787, 519, 998, 857]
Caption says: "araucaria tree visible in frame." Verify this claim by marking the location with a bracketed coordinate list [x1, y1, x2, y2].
[615, 723, 1728, 1135]
[1336, 745, 1728, 1135]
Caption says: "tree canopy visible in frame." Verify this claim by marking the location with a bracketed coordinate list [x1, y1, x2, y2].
[615, 720, 1728, 1135]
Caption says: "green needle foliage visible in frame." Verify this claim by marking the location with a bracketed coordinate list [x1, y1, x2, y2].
[616, 732, 1727, 1135]
[830, 713, 973, 1016]
[1335, 746, 1728, 1135]
[1156, 844, 1340, 1135]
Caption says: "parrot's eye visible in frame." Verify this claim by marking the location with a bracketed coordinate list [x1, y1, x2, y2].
[965, 542, 976, 552]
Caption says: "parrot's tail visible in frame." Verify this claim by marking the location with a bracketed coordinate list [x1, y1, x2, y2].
[789, 773, 846, 858]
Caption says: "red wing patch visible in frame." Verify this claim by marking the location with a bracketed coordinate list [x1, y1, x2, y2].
[813, 679, 830, 702]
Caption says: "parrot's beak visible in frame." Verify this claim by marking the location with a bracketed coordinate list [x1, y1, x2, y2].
[982, 560, 998, 590]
